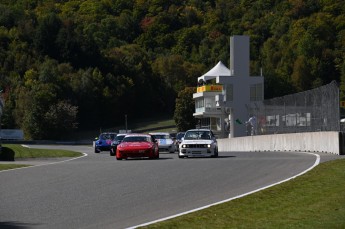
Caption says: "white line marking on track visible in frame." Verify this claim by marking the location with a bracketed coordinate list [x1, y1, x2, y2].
[127, 152, 320, 229]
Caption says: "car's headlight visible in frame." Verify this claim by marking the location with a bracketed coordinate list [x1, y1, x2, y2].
[182, 144, 186, 148]
[207, 144, 211, 148]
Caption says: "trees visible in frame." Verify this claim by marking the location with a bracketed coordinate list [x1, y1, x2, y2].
[1, 58, 78, 139]
[0, 0, 344, 139]
[290, 13, 337, 91]
[34, 12, 62, 58]
[44, 101, 78, 139]
[174, 87, 197, 132]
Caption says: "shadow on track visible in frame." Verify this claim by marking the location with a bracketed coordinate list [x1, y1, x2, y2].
[117, 157, 174, 161]
[0, 221, 40, 229]
[178, 155, 236, 159]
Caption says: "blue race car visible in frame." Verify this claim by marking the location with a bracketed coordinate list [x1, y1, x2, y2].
[94, 132, 117, 153]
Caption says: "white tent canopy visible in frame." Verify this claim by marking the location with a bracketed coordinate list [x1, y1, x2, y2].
[198, 61, 231, 82]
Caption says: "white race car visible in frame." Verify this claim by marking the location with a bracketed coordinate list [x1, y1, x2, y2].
[179, 129, 218, 158]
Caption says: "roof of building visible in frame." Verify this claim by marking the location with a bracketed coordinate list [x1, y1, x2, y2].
[198, 61, 230, 82]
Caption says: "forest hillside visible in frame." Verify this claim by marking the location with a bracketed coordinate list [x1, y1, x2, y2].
[0, 0, 344, 139]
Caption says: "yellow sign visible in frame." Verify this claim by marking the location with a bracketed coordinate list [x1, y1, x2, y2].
[341, 101, 345, 108]
[197, 85, 223, 93]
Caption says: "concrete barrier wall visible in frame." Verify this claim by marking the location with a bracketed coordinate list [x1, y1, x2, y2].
[1, 129, 24, 140]
[218, 131, 341, 155]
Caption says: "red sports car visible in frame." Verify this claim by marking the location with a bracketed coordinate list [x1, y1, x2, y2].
[116, 134, 159, 160]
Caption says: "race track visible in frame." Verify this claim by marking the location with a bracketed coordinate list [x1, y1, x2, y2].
[0, 145, 320, 229]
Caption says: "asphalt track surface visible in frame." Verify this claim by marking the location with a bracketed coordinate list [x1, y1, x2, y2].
[0, 145, 340, 229]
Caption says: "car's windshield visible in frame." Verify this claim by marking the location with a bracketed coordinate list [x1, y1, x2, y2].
[176, 133, 185, 140]
[115, 135, 126, 141]
[100, 133, 116, 140]
[184, 131, 211, 140]
[122, 136, 151, 142]
[151, 134, 170, 139]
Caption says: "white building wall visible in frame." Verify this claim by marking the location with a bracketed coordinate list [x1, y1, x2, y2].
[218, 36, 264, 137]
[194, 35, 264, 138]
[230, 35, 250, 77]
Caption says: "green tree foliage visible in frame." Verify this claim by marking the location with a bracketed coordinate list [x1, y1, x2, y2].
[34, 12, 62, 58]
[152, 54, 205, 92]
[0, 0, 344, 139]
[174, 87, 197, 131]
[44, 100, 78, 139]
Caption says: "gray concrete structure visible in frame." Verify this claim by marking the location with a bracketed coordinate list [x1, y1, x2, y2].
[193, 35, 264, 138]
[217, 36, 264, 137]
[217, 131, 343, 155]
[0, 94, 3, 151]
[0, 94, 4, 139]
[0, 95, 3, 123]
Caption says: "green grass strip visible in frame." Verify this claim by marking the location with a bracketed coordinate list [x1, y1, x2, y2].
[0, 164, 32, 171]
[142, 158, 345, 229]
[2, 144, 82, 158]
[0, 144, 83, 171]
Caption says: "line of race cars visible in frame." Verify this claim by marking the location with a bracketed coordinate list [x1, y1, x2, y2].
[94, 129, 218, 160]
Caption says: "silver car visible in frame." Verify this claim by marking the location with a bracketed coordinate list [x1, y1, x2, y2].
[149, 132, 175, 153]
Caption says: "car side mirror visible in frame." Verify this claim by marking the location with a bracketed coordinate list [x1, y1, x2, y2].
[181, 137, 184, 141]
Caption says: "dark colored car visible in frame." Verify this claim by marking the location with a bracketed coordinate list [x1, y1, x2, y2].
[94, 132, 117, 153]
[169, 132, 177, 139]
[110, 133, 127, 156]
[174, 132, 185, 151]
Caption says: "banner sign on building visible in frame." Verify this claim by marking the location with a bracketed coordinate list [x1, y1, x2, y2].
[197, 85, 223, 93]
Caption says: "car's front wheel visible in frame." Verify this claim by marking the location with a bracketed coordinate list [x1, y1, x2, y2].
[94, 148, 100, 153]
[212, 148, 219, 158]
[110, 148, 115, 156]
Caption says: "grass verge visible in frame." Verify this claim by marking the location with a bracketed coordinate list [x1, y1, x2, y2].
[3, 144, 82, 158]
[0, 144, 83, 171]
[0, 164, 32, 171]
[142, 158, 345, 229]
